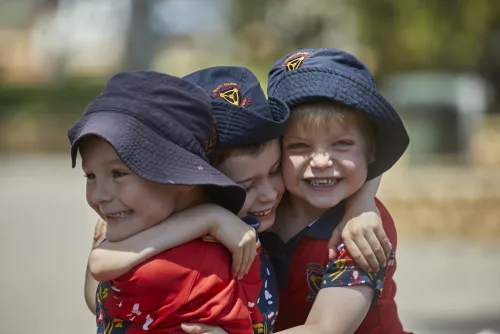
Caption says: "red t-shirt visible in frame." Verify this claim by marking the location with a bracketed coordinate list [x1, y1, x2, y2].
[96, 238, 261, 334]
[261, 199, 411, 334]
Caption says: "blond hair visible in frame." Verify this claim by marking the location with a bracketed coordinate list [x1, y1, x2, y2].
[289, 99, 376, 154]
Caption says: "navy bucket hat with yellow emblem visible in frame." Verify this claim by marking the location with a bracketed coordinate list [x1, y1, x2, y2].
[183, 66, 290, 147]
[68, 70, 246, 214]
[267, 48, 410, 180]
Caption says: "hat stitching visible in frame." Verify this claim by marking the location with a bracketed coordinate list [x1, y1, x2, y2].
[84, 109, 207, 158]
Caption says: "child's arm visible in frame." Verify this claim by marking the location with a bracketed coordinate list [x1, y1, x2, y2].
[84, 264, 98, 315]
[328, 175, 392, 272]
[84, 219, 106, 315]
[89, 203, 257, 282]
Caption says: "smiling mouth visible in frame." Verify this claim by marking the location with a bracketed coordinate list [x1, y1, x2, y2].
[105, 210, 133, 219]
[304, 178, 339, 187]
[248, 207, 273, 217]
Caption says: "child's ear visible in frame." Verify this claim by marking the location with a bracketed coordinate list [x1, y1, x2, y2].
[368, 152, 375, 164]
[367, 145, 376, 164]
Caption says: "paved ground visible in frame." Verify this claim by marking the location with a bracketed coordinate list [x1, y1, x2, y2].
[1, 154, 499, 334]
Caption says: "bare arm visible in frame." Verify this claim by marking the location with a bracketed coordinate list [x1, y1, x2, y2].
[84, 263, 98, 315]
[276, 286, 372, 334]
[179, 286, 372, 334]
[89, 203, 256, 282]
[84, 220, 106, 315]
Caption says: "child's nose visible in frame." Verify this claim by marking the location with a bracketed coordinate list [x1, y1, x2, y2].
[310, 152, 334, 169]
[91, 181, 114, 204]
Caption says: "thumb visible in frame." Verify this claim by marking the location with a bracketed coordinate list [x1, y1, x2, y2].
[181, 323, 205, 334]
[328, 226, 342, 260]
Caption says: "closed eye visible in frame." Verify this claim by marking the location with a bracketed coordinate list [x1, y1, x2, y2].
[112, 170, 129, 178]
[333, 140, 354, 147]
[287, 142, 309, 149]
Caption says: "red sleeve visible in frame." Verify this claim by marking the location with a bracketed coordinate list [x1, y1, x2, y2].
[100, 239, 256, 333]
[185, 240, 262, 333]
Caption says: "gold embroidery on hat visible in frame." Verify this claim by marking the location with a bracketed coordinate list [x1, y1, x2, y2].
[284, 52, 311, 71]
[219, 87, 240, 106]
[205, 123, 218, 154]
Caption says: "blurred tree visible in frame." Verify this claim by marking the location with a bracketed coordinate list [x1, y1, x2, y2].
[122, 0, 159, 70]
[352, 0, 500, 75]
[228, 0, 358, 66]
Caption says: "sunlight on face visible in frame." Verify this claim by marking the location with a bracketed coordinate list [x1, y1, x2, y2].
[281, 114, 371, 210]
[218, 139, 285, 232]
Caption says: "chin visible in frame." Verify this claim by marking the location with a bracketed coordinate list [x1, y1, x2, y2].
[258, 218, 275, 233]
[307, 196, 343, 210]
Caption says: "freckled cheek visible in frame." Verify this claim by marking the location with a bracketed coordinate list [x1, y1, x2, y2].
[281, 155, 305, 187]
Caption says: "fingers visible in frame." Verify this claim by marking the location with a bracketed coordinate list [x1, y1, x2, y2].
[93, 219, 106, 241]
[237, 230, 257, 280]
[327, 225, 343, 260]
[233, 229, 257, 280]
[181, 323, 205, 333]
[375, 225, 392, 255]
[232, 251, 244, 279]
[181, 323, 227, 334]
[342, 238, 372, 273]
[364, 230, 386, 270]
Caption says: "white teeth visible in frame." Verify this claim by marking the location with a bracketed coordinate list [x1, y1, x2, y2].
[308, 178, 337, 186]
[106, 211, 131, 218]
[250, 208, 272, 217]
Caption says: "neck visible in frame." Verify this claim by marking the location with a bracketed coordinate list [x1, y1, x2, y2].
[273, 193, 328, 243]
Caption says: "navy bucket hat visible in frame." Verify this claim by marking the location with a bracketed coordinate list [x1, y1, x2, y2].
[183, 66, 290, 147]
[68, 70, 246, 214]
[267, 48, 409, 180]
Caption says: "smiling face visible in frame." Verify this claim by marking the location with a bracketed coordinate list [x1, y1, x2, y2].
[281, 101, 375, 210]
[80, 136, 201, 242]
[215, 139, 285, 232]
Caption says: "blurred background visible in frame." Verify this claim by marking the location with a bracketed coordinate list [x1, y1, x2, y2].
[1, 0, 499, 333]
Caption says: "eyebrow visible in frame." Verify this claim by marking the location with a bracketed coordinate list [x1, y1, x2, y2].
[82, 157, 124, 169]
[233, 156, 281, 184]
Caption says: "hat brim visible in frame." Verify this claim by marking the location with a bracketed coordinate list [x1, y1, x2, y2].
[212, 97, 290, 147]
[69, 112, 246, 214]
[272, 68, 409, 180]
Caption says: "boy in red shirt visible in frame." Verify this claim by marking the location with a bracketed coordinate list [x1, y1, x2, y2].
[261, 48, 412, 333]
[69, 71, 260, 333]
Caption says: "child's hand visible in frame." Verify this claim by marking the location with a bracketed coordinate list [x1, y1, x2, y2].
[327, 202, 391, 273]
[209, 217, 257, 280]
[181, 323, 227, 334]
[92, 218, 107, 248]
